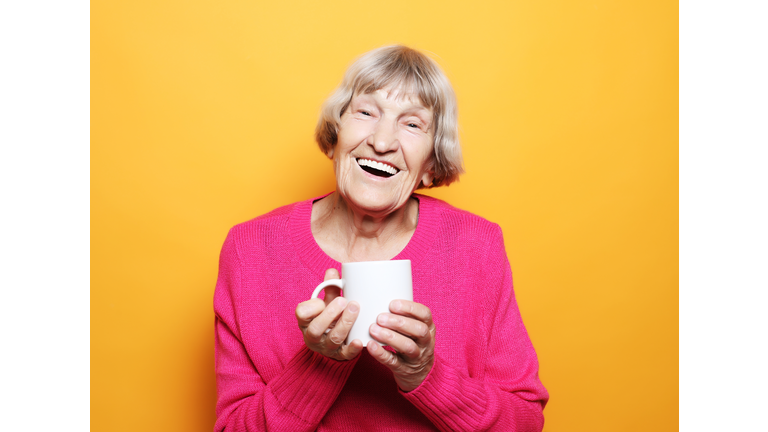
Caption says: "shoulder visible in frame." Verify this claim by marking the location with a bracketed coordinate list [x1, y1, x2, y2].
[416, 194, 503, 243]
[223, 198, 310, 253]
[230, 201, 298, 233]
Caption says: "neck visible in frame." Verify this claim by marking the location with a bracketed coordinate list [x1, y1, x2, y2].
[311, 192, 419, 262]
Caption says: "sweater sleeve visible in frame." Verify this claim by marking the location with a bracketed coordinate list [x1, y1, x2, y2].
[400, 224, 549, 432]
[213, 229, 359, 432]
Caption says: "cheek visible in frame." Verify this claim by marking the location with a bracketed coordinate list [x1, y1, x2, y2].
[334, 156, 358, 185]
[337, 121, 369, 147]
[334, 154, 348, 174]
[407, 139, 434, 172]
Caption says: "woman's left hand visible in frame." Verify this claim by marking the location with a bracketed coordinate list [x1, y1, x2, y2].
[367, 299, 436, 392]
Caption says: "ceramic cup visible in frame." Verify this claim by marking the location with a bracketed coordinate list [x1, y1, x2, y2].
[311, 260, 413, 347]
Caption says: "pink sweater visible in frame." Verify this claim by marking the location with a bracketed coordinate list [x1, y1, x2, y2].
[214, 194, 548, 431]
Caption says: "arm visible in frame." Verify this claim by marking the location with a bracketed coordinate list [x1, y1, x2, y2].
[404, 225, 548, 431]
[213, 230, 359, 432]
[369, 225, 549, 431]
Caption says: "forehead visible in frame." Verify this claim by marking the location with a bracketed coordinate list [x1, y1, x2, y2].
[355, 87, 432, 113]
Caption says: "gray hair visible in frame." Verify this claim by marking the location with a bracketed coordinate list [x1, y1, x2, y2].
[315, 45, 463, 188]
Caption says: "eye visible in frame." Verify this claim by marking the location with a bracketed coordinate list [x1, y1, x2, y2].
[360, 110, 372, 116]
[407, 123, 419, 129]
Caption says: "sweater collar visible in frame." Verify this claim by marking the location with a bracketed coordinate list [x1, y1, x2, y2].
[289, 192, 439, 276]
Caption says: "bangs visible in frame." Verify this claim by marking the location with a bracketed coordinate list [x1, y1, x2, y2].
[349, 50, 442, 113]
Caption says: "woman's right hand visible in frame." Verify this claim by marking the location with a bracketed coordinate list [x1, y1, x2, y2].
[295, 268, 363, 361]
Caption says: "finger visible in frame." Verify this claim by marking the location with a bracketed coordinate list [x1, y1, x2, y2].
[322, 268, 342, 305]
[326, 301, 360, 347]
[337, 338, 364, 360]
[305, 297, 348, 342]
[369, 323, 420, 359]
[324, 268, 340, 281]
[366, 340, 400, 370]
[376, 313, 431, 344]
[322, 285, 341, 305]
[295, 298, 326, 329]
[390, 300, 433, 326]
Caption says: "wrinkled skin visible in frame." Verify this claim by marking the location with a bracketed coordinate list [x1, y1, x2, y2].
[295, 268, 436, 391]
[366, 298, 436, 392]
[295, 268, 364, 361]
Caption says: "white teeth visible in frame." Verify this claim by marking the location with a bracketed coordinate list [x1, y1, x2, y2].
[357, 158, 398, 175]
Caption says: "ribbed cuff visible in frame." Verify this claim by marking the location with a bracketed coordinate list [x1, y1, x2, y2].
[400, 357, 489, 431]
[269, 346, 359, 424]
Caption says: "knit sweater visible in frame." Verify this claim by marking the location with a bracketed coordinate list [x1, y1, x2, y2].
[214, 194, 549, 432]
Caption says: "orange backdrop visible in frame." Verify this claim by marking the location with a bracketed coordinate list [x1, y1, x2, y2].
[92, 0, 678, 430]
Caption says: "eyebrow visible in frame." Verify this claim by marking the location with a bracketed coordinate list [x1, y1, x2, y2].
[404, 109, 431, 123]
[355, 93, 433, 121]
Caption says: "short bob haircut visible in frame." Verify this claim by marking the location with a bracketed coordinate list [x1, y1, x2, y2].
[315, 45, 463, 188]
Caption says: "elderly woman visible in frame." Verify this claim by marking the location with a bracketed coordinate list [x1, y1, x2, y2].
[214, 45, 548, 431]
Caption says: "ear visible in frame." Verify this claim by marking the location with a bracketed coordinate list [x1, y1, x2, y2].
[327, 147, 334, 159]
[420, 170, 434, 188]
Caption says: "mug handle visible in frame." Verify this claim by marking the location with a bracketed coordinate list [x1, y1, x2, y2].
[311, 278, 344, 299]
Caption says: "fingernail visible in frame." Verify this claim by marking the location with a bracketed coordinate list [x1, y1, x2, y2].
[390, 300, 401, 311]
[370, 324, 380, 335]
[348, 302, 359, 313]
[377, 314, 388, 324]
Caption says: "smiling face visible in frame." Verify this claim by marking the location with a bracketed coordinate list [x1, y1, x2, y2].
[332, 88, 435, 218]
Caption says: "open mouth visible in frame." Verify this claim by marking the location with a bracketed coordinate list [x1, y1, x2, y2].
[357, 158, 399, 178]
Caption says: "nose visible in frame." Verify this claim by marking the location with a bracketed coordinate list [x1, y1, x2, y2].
[368, 121, 399, 154]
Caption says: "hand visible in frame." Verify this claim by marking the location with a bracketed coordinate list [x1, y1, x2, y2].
[367, 299, 436, 392]
[295, 268, 364, 361]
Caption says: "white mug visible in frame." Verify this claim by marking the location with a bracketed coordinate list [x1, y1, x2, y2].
[311, 260, 413, 347]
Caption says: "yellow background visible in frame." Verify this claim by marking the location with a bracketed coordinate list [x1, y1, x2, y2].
[92, 0, 678, 430]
